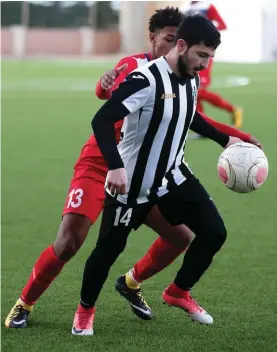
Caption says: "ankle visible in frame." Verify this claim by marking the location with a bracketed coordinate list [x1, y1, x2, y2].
[167, 283, 189, 298]
[79, 301, 95, 312]
[125, 270, 141, 289]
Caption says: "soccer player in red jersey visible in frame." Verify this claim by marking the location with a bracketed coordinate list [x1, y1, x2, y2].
[5, 7, 261, 329]
[189, 1, 243, 128]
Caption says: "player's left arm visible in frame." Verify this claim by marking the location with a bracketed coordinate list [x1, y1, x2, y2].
[200, 112, 249, 141]
[190, 111, 231, 147]
[208, 4, 227, 31]
[193, 76, 242, 147]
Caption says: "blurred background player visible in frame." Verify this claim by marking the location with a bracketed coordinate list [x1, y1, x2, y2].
[189, 1, 243, 128]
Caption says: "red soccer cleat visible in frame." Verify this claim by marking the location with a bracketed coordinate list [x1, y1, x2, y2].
[162, 283, 213, 325]
[72, 303, 95, 336]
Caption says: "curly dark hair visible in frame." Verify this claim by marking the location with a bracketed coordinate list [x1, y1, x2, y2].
[148, 7, 183, 32]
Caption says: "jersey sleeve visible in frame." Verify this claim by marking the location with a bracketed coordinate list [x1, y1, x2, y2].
[95, 57, 139, 100]
[92, 71, 151, 170]
[115, 71, 151, 113]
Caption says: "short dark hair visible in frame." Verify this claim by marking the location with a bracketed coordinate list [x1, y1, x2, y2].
[174, 13, 221, 49]
[149, 7, 183, 33]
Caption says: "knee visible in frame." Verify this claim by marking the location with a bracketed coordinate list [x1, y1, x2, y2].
[54, 225, 85, 261]
[169, 225, 194, 251]
[211, 223, 227, 251]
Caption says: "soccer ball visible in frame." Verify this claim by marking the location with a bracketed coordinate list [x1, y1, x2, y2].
[217, 142, 268, 193]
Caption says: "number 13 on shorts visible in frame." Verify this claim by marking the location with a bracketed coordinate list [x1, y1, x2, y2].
[114, 207, 133, 227]
[67, 188, 84, 208]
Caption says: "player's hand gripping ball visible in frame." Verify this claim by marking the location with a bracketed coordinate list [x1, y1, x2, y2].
[217, 142, 268, 193]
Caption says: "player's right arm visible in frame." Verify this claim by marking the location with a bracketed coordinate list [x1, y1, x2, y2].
[95, 57, 138, 100]
[92, 71, 151, 194]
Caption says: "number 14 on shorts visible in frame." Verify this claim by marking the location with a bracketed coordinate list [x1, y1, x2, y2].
[114, 207, 133, 227]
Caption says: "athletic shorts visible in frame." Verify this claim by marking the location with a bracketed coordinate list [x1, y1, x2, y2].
[100, 193, 153, 233]
[62, 165, 106, 223]
[157, 175, 225, 236]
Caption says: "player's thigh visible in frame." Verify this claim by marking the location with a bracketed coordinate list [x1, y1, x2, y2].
[144, 205, 193, 249]
[62, 174, 105, 224]
[95, 197, 134, 256]
[96, 196, 150, 251]
[158, 176, 226, 237]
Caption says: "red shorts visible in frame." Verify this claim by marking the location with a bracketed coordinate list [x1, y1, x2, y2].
[62, 161, 107, 223]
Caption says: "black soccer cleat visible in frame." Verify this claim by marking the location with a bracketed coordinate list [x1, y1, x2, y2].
[5, 300, 33, 328]
[115, 275, 153, 320]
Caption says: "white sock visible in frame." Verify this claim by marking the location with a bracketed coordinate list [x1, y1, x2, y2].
[127, 269, 141, 286]
[18, 298, 27, 305]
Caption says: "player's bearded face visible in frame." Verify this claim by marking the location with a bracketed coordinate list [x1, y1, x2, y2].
[177, 42, 215, 78]
[178, 50, 205, 78]
[177, 52, 202, 78]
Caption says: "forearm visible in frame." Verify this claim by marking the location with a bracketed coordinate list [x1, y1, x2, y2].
[190, 111, 229, 147]
[200, 112, 251, 142]
[92, 101, 129, 169]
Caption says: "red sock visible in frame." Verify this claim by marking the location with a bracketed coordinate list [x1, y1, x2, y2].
[20, 245, 66, 305]
[198, 89, 235, 113]
[133, 237, 186, 282]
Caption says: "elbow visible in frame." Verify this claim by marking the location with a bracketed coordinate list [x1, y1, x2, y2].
[95, 90, 102, 100]
[95, 90, 108, 100]
[91, 118, 95, 130]
[95, 80, 110, 100]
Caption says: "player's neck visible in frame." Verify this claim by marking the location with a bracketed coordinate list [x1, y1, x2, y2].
[165, 52, 182, 77]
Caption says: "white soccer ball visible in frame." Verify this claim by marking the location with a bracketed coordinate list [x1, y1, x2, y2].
[217, 142, 268, 193]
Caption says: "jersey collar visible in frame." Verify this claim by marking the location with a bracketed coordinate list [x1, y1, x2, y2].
[145, 52, 153, 62]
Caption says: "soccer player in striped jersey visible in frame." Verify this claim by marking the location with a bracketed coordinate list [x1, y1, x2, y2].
[92, 8, 261, 325]
[71, 14, 261, 335]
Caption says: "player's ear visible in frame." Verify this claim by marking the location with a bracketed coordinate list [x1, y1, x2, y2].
[177, 39, 188, 54]
[149, 32, 156, 45]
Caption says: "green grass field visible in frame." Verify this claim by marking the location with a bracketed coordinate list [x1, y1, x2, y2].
[2, 60, 277, 352]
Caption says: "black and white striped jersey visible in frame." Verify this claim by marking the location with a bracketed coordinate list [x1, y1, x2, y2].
[117, 57, 198, 203]
[92, 56, 228, 205]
